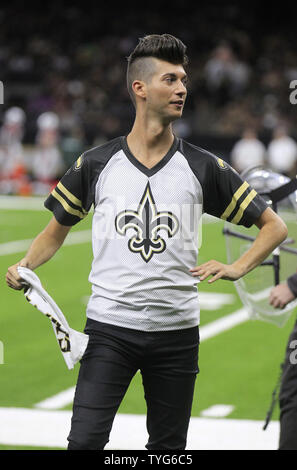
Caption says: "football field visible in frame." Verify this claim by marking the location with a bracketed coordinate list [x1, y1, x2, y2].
[0, 196, 296, 450]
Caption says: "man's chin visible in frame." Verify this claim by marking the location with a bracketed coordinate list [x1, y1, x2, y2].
[164, 110, 183, 124]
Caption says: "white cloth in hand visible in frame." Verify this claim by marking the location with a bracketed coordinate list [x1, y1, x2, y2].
[17, 266, 89, 369]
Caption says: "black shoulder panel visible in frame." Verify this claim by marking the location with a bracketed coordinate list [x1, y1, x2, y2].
[44, 137, 122, 226]
[178, 139, 268, 227]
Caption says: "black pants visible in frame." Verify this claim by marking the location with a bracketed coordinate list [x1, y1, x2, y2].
[67, 319, 200, 450]
[279, 317, 297, 450]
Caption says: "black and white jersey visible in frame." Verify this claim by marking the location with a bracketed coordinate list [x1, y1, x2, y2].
[44, 136, 268, 331]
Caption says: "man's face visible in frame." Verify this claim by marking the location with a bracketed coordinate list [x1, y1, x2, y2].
[144, 58, 188, 122]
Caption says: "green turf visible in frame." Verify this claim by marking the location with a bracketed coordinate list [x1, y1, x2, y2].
[1, 205, 296, 449]
[0, 209, 52, 243]
[0, 444, 64, 450]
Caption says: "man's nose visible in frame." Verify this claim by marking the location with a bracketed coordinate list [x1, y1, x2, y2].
[176, 81, 187, 96]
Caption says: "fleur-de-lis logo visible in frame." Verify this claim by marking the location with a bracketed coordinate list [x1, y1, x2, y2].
[115, 182, 179, 262]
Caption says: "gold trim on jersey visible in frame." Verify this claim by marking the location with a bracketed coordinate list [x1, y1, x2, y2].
[230, 189, 257, 224]
[51, 189, 87, 219]
[221, 181, 249, 221]
[56, 182, 83, 209]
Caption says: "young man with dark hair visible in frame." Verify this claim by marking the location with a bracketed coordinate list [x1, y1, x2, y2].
[6, 34, 288, 450]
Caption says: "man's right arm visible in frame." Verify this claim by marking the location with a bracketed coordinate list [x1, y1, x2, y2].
[6, 216, 71, 290]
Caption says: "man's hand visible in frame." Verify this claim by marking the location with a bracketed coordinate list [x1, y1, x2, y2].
[190, 260, 243, 284]
[5, 216, 71, 292]
[6, 259, 30, 290]
[269, 283, 295, 309]
[191, 207, 287, 286]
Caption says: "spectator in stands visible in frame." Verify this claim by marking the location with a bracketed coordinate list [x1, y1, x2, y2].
[60, 124, 86, 168]
[0, 107, 26, 176]
[230, 127, 266, 174]
[31, 112, 65, 195]
[267, 126, 297, 178]
[0, 4, 296, 191]
[204, 42, 250, 106]
[0, 106, 29, 194]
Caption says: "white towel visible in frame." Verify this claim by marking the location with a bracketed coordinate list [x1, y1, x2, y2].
[17, 267, 89, 370]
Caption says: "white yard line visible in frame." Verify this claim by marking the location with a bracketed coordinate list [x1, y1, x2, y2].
[0, 196, 45, 210]
[0, 239, 31, 256]
[198, 292, 235, 310]
[200, 404, 235, 418]
[35, 387, 76, 410]
[0, 407, 279, 449]
[199, 307, 249, 341]
[0, 230, 92, 256]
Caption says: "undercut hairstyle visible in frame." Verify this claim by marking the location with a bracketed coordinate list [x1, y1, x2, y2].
[126, 34, 188, 107]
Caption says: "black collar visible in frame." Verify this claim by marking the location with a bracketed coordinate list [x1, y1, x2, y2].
[120, 135, 179, 177]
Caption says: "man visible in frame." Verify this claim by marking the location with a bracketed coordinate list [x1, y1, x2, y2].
[31, 111, 65, 195]
[0, 106, 27, 195]
[269, 273, 297, 450]
[267, 125, 297, 179]
[230, 127, 266, 174]
[6, 34, 288, 450]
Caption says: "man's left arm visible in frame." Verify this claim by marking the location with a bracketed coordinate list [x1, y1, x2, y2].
[190, 207, 288, 283]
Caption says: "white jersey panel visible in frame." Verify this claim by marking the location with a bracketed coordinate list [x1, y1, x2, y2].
[87, 149, 203, 331]
[44, 135, 268, 332]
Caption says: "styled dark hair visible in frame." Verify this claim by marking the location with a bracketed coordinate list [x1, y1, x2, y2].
[127, 34, 188, 67]
[126, 34, 188, 106]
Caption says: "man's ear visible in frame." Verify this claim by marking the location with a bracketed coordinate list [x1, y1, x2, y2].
[132, 80, 146, 101]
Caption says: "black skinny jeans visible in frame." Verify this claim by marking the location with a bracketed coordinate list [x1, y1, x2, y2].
[67, 319, 200, 450]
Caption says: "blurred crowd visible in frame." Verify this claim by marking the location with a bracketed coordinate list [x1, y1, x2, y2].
[230, 125, 297, 178]
[0, 108, 69, 195]
[0, 3, 296, 194]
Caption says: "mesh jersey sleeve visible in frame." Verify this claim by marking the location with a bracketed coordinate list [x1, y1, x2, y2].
[203, 156, 268, 227]
[44, 153, 96, 226]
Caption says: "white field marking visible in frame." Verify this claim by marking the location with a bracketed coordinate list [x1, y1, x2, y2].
[0, 407, 279, 450]
[0, 239, 32, 256]
[0, 195, 45, 210]
[0, 230, 92, 256]
[199, 307, 249, 342]
[200, 404, 235, 418]
[34, 387, 76, 410]
[199, 292, 235, 310]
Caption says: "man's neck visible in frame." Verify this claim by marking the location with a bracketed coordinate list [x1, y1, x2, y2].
[126, 116, 175, 169]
